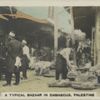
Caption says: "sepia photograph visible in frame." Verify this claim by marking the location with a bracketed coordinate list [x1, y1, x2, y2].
[0, 6, 100, 99]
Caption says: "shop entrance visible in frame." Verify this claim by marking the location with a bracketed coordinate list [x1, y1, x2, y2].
[73, 7, 96, 66]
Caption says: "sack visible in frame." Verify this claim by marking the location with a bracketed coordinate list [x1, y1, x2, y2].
[67, 71, 77, 79]
[71, 82, 96, 90]
[15, 56, 21, 68]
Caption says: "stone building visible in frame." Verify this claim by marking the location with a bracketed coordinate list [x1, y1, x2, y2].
[73, 7, 100, 65]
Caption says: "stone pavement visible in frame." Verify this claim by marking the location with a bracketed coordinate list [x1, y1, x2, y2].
[0, 70, 100, 96]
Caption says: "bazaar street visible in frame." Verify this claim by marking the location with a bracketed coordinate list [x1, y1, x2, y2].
[0, 7, 100, 99]
[0, 70, 100, 96]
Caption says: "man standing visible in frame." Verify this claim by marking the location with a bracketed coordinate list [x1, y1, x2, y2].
[55, 53, 68, 80]
[3, 32, 22, 86]
[55, 48, 71, 80]
[21, 40, 30, 79]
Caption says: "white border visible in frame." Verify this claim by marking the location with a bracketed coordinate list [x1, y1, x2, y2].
[0, 0, 100, 6]
[0, 0, 100, 100]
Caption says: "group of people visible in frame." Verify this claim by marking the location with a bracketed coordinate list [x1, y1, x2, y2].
[55, 34, 92, 81]
[0, 31, 92, 86]
[0, 32, 30, 86]
[76, 39, 91, 67]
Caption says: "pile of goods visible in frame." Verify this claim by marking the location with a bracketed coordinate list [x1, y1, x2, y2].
[33, 61, 54, 76]
[73, 29, 86, 41]
[71, 82, 97, 90]
[48, 79, 71, 87]
[67, 71, 77, 81]
[48, 62, 99, 90]
[67, 61, 78, 81]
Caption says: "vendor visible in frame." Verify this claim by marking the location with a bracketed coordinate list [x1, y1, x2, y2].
[55, 52, 68, 80]
[55, 48, 71, 80]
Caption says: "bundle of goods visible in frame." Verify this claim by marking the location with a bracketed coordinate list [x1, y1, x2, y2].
[67, 71, 77, 81]
[89, 64, 100, 83]
[68, 61, 78, 80]
[77, 66, 90, 72]
[89, 64, 100, 72]
[74, 71, 97, 88]
[76, 71, 90, 82]
[76, 62, 91, 73]
[87, 71, 97, 83]
[73, 29, 86, 41]
[71, 82, 97, 90]
[48, 79, 71, 87]
[34, 61, 53, 75]
[29, 57, 37, 69]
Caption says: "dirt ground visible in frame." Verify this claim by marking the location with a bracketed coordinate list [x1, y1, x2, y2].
[0, 70, 100, 96]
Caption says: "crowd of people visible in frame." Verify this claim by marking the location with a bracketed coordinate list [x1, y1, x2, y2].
[0, 31, 54, 86]
[0, 31, 93, 87]
[0, 31, 33, 86]
[55, 32, 92, 81]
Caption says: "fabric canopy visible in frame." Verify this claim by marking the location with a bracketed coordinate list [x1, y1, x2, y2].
[0, 14, 8, 20]
[2, 11, 50, 25]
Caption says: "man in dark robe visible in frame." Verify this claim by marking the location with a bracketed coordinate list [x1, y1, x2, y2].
[3, 32, 22, 86]
[55, 53, 68, 80]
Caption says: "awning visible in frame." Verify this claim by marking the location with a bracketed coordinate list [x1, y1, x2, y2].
[2, 11, 50, 24]
[0, 7, 54, 45]
[0, 14, 8, 20]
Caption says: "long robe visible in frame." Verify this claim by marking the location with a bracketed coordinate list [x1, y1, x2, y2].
[6, 38, 22, 72]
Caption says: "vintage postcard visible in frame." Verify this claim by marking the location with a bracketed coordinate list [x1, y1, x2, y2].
[0, 0, 100, 100]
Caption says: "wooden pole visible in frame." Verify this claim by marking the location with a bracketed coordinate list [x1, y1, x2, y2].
[91, 27, 95, 65]
[48, 7, 50, 18]
[70, 7, 74, 32]
[70, 7, 76, 65]
[95, 8, 100, 64]
[54, 7, 58, 61]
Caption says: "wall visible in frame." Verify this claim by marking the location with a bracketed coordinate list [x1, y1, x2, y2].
[95, 8, 100, 64]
